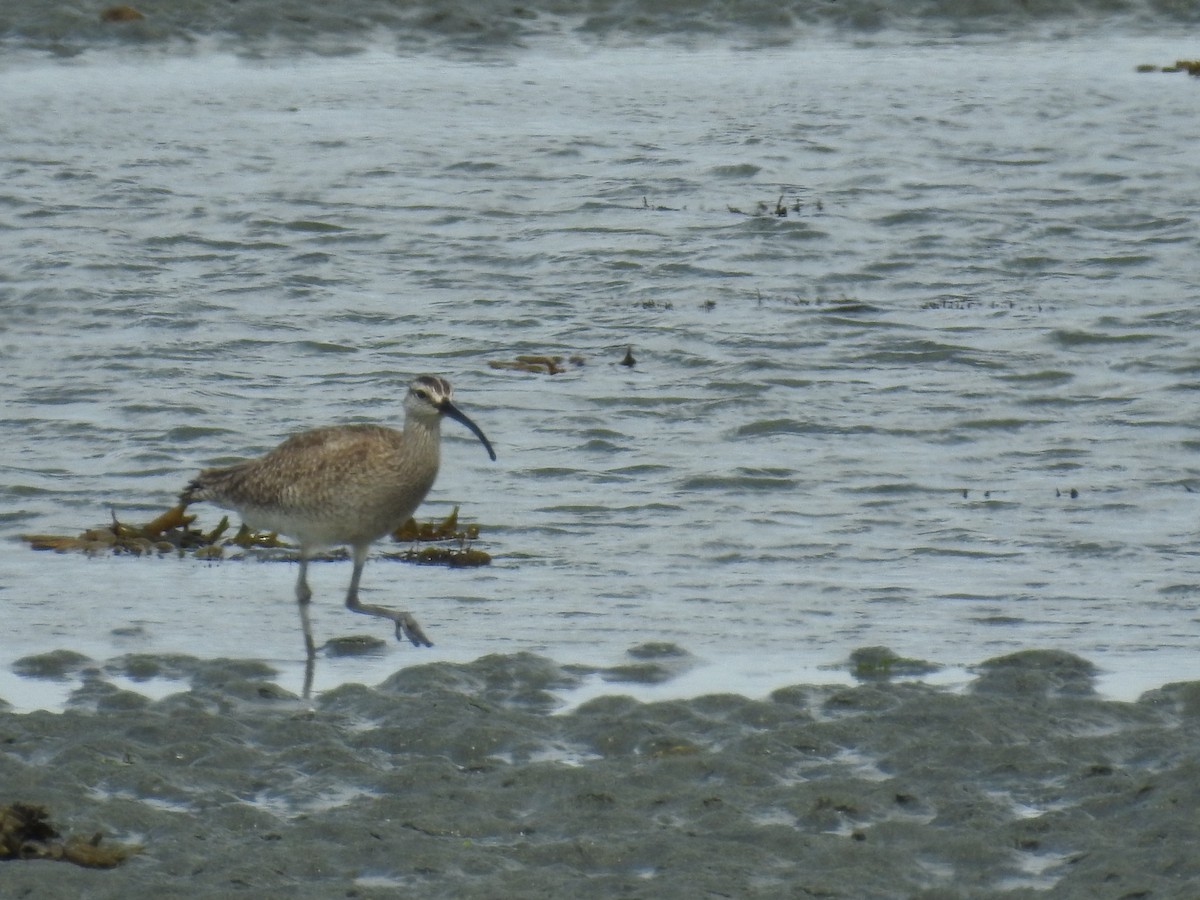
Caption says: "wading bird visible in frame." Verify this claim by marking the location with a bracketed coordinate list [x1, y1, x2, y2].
[182, 375, 496, 696]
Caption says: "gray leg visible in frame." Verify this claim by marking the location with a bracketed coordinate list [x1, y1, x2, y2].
[295, 553, 317, 699]
[295, 553, 317, 657]
[343, 544, 433, 648]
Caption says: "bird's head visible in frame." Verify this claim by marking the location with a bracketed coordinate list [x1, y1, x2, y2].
[406, 375, 496, 461]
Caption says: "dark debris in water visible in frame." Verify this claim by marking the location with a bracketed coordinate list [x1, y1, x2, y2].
[0, 803, 139, 868]
[19, 504, 490, 568]
[753, 290, 876, 313]
[919, 297, 1026, 311]
[726, 192, 825, 218]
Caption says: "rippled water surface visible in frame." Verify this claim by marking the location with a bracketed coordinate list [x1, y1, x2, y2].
[3, 35, 1199, 707]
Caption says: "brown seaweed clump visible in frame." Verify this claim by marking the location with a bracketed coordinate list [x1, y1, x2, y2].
[1137, 59, 1200, 74]
[0, 803, 139, 868]
[21, 505, 490, 567]
[389, 544, 493, 567]
[20, 505, 282, 558]
[489, 354, 585, 375]
[389, 505, 491, 566]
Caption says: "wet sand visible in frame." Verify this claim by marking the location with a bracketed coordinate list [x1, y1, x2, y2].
[3, 646, 1199, 899]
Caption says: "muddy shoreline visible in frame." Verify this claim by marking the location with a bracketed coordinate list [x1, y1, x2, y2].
[3, 647, 1199, 898]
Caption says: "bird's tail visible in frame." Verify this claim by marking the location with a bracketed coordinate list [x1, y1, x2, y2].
[180, 475, 211, 507]
[181, 461, 254, 508]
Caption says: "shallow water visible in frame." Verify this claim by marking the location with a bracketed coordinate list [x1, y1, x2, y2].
[3, 33, 1200, 709]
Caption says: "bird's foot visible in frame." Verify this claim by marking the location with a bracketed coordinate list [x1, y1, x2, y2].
[395, 613, 433, 648]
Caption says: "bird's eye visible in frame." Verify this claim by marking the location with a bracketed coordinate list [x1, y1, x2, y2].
[413, 389, 429, 401]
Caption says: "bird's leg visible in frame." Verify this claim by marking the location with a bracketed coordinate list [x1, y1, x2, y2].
[302, 652, 315, 703]
[295, 553, 317, 657]
[344, 544, 434, 648]
[295, 553, 317, 699]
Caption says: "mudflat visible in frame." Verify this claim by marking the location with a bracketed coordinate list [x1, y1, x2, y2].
[3, 647, 1198, 898]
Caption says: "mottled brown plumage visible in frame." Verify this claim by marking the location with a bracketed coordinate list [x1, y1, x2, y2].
[186, 423, 442, 548]
[182, 376, 496, 695]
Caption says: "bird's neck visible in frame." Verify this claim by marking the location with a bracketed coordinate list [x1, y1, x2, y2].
[404, 416, 442, 452]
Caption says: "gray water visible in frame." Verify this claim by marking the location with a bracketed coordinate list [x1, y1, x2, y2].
[3, 33, 1199, 709]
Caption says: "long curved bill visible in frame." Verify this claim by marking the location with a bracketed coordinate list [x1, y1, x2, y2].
[442, 401, 497, 462]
